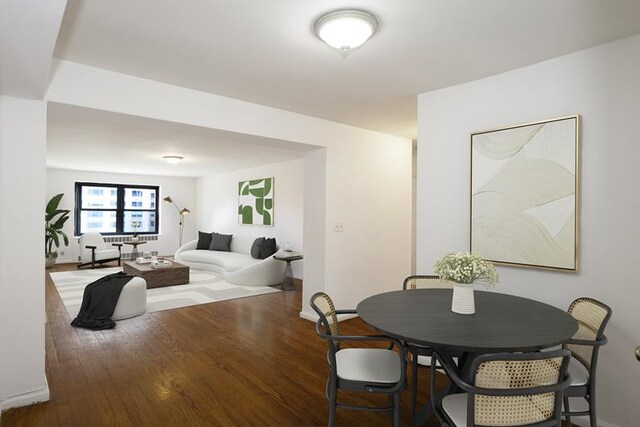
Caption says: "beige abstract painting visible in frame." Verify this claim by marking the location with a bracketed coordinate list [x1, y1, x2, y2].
[470, 116, 579, 271]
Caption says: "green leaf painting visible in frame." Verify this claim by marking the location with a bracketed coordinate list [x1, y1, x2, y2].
[238, 177, 274, 226]
[471, 116, 579, 271]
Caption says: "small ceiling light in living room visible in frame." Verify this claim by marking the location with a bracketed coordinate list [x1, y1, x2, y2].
[314, 9, 378, 52]
[163, 155, 183, 165]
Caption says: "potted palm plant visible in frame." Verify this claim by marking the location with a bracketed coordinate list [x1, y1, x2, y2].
[45, 193, 70, 268]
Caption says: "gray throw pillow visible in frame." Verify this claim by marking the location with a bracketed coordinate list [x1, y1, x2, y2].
[250, 237, 265, 259]
[196, 231, 213, 250]
[209, 232, 233, 252]
[259, 237, 277, 259]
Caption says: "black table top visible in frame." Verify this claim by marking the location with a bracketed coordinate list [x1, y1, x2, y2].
[357, 289, 578, 353]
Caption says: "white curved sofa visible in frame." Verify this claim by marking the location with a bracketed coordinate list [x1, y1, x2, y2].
[175, 235, 285, 287]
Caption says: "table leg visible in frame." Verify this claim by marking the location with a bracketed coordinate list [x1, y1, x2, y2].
[281, 260, 295, 291]
[413, 350, 471, 427]
[413, 385, 451, 427]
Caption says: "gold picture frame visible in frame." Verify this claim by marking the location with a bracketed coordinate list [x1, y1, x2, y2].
[470, 115, 580, 271]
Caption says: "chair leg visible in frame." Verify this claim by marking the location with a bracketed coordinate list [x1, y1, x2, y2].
[392, 392, 401, 427]
[411, 349, 419, 416]
[589, 395, 597, 427]
[327, 379, 337, 427]
[563, 396, 571, 426]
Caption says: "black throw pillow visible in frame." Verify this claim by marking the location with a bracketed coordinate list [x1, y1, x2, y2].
[196, 231, 213, 250]
[250, 237, 265, 259]
[259, 237, 277, 259]
[209, 232, 233, 252]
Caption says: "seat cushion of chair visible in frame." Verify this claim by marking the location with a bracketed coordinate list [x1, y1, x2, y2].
[94, 248, 120, 261]
[336, 348, 401, 384]
[417, 354, 433, 366]
[442, 393, 468, 427]
[443, 391, 557, 426]
[568, 356, 589, 386]
[417, 354, 458, 367]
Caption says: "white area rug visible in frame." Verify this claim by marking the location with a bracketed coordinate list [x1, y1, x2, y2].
[50, 267, 280, 318]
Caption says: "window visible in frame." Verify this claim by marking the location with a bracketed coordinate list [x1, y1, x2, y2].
[74, 182, 160, 236]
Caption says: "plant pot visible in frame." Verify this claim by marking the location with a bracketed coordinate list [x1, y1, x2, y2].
[451, 282, 475, 315]
[45, 253, 58, 269]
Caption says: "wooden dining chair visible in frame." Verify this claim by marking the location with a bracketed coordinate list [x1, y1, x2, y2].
[402, 275, 455, 416]
[310, 292, 406, 427]
[562, 297, 612, 427]
[430, 349, 572, 426]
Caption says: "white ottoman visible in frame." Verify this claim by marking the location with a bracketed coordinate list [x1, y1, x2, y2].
[113, 277, 147, 320]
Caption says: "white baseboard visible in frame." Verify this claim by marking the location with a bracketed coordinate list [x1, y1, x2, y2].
[299, 310, 317, 322]
[0, 377, 49, 412]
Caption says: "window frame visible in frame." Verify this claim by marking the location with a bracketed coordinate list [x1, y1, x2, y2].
[74, 182, 160, 236]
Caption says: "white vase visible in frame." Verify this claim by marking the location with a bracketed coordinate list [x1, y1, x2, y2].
[451, 282, 475, 315]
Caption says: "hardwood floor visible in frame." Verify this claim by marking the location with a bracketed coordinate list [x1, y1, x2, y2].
[1, 264, 443, 427]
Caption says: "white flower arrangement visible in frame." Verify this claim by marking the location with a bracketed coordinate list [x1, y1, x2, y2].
[434, 252, 498, 286]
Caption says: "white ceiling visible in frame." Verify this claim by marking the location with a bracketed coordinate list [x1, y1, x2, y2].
[53, 0, 640, 138]
[47, 103, 316, 177]
[0, 0, 66, 98]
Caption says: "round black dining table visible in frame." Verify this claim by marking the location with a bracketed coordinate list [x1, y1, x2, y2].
[357, 289, 578, 426]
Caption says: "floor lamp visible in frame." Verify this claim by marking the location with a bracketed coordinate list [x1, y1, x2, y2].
[163, 196, 191, 247]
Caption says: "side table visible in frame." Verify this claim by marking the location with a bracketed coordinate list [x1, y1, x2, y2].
[273, 252, 303, 291]
[123, 240, 147, 258]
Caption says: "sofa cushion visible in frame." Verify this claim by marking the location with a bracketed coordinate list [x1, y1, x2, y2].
[178, 250, 259, 272]
[250, 237, 265, 259]
[210, 232, 232, 252]
[196, 231, 212, 250]
[259, 237, 277, 259]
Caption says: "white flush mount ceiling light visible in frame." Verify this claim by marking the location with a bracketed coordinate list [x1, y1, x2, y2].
[314, 9, 378, 53]
[163, 155, 183, 165]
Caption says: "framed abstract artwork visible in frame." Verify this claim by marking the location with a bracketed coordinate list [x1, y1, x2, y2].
[470, 115, 579, 271]
[238, 177, 274, 226]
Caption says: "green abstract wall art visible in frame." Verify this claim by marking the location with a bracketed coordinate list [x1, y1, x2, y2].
[470, 115, 579, 271]
[238, 177, 274, 226]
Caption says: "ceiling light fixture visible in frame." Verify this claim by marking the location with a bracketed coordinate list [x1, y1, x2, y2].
[163, 155, 183, 165]
[314, 9, 378, 53]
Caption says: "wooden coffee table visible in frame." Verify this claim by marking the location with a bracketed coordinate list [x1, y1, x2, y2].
[123, 260, 190, 288]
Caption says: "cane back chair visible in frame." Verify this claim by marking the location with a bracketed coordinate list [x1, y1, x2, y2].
[562, 297, 612, 427]
[402, 275, 456, 415]
[310, 292, 406, 427]
[431, 349, 572, 426]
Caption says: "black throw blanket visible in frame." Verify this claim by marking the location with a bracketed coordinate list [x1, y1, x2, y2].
[71, 271, 134, 330]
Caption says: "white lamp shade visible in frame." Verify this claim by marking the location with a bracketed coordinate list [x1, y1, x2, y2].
[315, 10, 378, 51]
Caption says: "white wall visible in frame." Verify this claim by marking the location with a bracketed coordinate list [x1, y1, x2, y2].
[46, 60, 413, 318]
[301, 149, 327, 313]
[0, 96, 49, 410]
[46, 168, 198, 261]
[321, 132, 412, 308]
[197, 158, 304, 278]
[417, 34, 640, 427]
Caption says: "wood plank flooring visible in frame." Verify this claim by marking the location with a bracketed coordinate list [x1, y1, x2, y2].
[1, 264, 443, 427]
